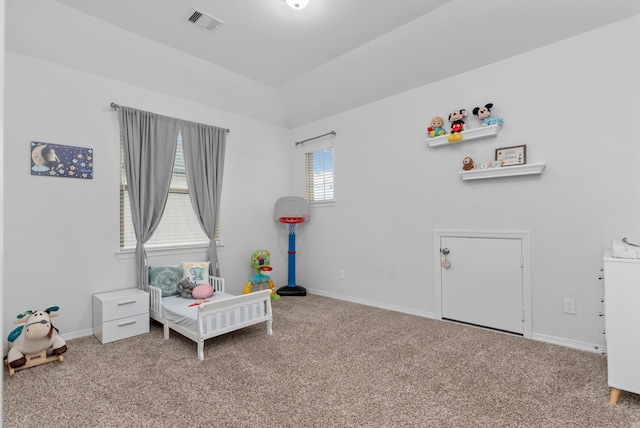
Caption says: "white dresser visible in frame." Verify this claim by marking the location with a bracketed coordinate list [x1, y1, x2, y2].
[603, 250, 640, 404]
[93, 288, 149, 344]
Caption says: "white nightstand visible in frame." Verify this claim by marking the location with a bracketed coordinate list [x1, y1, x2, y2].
[92, 288, 149, 344]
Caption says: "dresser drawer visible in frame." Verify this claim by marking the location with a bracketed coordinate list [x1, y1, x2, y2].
[93, 288, 148, 322]
[94, 313, 149, 344]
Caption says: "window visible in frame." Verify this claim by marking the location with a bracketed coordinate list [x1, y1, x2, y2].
[120, 134, 217, 250]
[305, 147, 334, 203]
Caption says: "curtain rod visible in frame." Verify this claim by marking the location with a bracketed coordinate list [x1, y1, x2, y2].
[110, 102, 230, 133]
[294, 131, 336, 146]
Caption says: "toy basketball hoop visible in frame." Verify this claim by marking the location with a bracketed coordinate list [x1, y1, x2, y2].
[279, 216, 306, 224]
[274, 197, 310, 296]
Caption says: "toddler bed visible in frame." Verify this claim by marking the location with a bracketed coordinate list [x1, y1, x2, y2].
[149, 276, 273, 360]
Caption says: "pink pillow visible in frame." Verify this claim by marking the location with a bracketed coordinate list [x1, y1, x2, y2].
[192, 284, 214, 299]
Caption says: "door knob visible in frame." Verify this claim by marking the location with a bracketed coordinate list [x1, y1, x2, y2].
[442, 248, 450, 255]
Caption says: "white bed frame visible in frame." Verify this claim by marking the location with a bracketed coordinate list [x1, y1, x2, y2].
[149, 276, 273, 360]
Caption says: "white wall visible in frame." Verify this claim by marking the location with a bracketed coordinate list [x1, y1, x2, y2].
[3, 52, 293, 339]
[4, 6, 639, 352]
[292, 15, 640, 351]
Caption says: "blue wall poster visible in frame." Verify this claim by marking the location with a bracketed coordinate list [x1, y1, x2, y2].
[31, 141, 94, 179]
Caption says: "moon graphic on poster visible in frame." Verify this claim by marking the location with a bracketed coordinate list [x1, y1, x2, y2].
[32, 144, 47, 166]
[31, 144, 53, 172]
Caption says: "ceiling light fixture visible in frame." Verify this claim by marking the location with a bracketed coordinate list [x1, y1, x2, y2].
[285, 0, 309, 10]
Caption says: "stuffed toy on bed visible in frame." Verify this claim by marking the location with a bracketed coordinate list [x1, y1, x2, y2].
[177, 278, 197, 298]
[192, 284, 214, 299]
[6, 306, 67, 368]
[177, 278, 214, 299]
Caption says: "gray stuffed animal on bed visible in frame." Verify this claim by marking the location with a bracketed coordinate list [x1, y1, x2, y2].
[177, 278, 197, 298]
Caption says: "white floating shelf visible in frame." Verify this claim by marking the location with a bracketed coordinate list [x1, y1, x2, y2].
[426, 124, 502, 148]
[459, 163, 546, 180]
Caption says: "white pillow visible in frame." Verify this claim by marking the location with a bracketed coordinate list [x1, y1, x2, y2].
[181, 261, 210, 285]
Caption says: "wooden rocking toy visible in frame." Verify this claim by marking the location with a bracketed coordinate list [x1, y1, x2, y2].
[5, 306, 67, 376]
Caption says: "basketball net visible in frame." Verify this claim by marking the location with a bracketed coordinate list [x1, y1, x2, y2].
[279, 215, 308, 235]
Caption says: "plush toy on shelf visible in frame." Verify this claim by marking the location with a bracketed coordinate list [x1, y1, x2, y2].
[462, 157, 474, 171]
[472, 103, 504, 126]
[6, 306, 67, 373]
[427, 116, 447, 138]
[448, 109, 467, 142]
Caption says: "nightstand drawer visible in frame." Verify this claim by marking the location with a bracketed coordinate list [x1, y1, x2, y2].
[93, 288, 149, 344]
[94, 288, 148, 322]
[95, 314, 149, 344]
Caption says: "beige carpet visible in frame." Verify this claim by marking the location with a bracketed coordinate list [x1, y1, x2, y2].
[4, 294, 640, 427]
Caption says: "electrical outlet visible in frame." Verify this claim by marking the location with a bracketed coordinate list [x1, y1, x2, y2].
[564, 298, 576, 315]
[338, 270, 345, 280]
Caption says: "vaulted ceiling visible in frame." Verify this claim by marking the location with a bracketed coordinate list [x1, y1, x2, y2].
[7, 0, 640, 127]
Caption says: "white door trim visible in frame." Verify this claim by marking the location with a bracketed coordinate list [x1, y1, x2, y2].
[434, 229, 532, 339]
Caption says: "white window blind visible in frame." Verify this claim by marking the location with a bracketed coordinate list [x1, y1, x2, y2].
[120, 135, 218, 249]
[305, 147, 334, 202]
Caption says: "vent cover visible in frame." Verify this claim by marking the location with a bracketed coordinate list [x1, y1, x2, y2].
[187, 8, 224, 32]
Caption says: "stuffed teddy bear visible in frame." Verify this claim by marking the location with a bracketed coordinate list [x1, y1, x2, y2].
[448, 109, 467, 142]
[427, 116, 447, 138]
[177, 277, 198, 298]
[472, 103, 504, 126]
[6, 306, 67, 368]
[462, 157, 474, 171]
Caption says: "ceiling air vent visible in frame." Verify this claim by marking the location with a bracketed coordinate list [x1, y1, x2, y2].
[187, 8, 224, 32]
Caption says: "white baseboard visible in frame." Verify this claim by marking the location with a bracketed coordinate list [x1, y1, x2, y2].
[531, 333, 606, 354]
[61, 328, 94, 341]
[307, 288, 606, 354]
[306, 288, 436, 319]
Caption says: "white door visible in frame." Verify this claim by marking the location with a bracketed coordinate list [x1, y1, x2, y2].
[440, 236, 524, 334]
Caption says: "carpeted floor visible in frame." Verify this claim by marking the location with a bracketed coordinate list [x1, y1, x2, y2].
[3, 294, 640, 427]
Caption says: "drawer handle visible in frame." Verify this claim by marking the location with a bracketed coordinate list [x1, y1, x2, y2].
[117, 299, 137, 306]
[118, 319, 137, 327]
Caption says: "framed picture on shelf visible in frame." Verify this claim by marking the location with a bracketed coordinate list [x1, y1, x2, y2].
[495, 145, 526, 166]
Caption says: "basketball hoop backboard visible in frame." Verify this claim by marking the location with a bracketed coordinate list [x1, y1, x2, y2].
[274, 196, 310, 223]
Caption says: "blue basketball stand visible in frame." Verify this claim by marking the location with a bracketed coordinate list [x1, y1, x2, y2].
[274, 196, 310, 297]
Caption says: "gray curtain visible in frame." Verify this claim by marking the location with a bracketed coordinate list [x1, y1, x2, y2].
[119, 107, 179, 291]
[180, 120, 227, 277]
